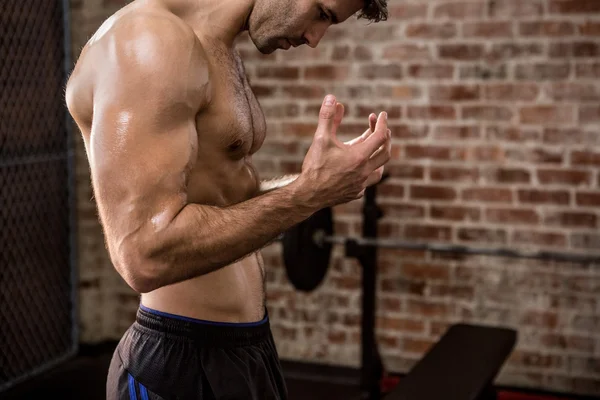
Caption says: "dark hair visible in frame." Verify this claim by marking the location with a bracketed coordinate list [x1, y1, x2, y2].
[357, 0, 388, 23]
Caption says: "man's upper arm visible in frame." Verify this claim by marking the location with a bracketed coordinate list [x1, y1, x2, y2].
[89, 15, 210, 261]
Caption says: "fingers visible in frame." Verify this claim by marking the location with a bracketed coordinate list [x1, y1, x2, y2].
[367, 129, 392, 170]
[369, 113, 377, 133]
[315, 95, 338, 139]
[364, 166, 385, 188]
[344, 113, 377, 146]
[344, 127, 371, 146]
[331, 102, 345, 139]
[356, 111, 388, 158]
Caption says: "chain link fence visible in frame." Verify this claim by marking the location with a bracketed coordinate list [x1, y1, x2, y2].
[0, 0, 77, 392]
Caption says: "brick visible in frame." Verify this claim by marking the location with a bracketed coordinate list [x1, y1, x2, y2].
[505, 148, 564, 164]
[389, 124, 429, 140]
[489, 0, 544, 17]
[355, 104, 402, 119]
[549, 0, 600, 14]
[511, 351, 564, 369]
[572, 150, 600, 166]
[381, 278, 426, 295]
[433, 2, 485, 19]
[546, 83, 600, 102]
[571, 233, 600, 250]
[545, 211, 597, 228]
[408, 64, 454, 80]
[486, 126, 540, 143]
[520, 311, 559, 329]
[327, 330, 347, 344]
[405, 224, 453, 241]
[439, 44, 484, 60]
[261, 104, 300, 118]
[576, 62, 600, 78]
[519, 189, 570, 205]
[519, 21, 575, 36]
[578, 21, 600, 36]
[486, 208, 540, 224]
[484, 83, 539, 101]
[406, 145, 466, 161]
[281, 85, 325, 98]
[359, 64, 403, 80]
[401, 262, 450, 281]
[487, 43, 544, 62]
[355, 45, 374, 60]
[434, 125, 480, 141]
[429, 85, 480, 102]
[463, 106, 513, 121]
[304, 65, 349, 80]
[256, 66, 299, 79]
[410, 185, 457, 201]
[473, 146, 505, 162]
[377, 317, 425, 334]
[543, 128, 586, 144]
[431, 206, 481, 222]
[407, 106, 456, 120]
[515, 63, 571, 80]
[458, 227, 508, 243]
[429, 284, 474, 300]
[512, 230, 567, 247]
[403, 338, 436, 354]
[488, 168, 531, 183]
[389, 3, 428, 19]
[281, 123, 316, 137]
[576, 192, 600, 206]
[550, 42, 600, 58]
[385, 165, 425, 180]
[380, 203, 425, 219]
[384, 86, 424, 101]
[332, 45, 350, 61]
[383, 44, 431, 61]
[463, 21, 513, 38]
[250, 84, 275, 98]
[520, 106, 575, 125]
[580, 106, 600, 123]
[405, 22, 457, 39]
[378, 297, 403, 312]
[430, 166, 479, 182]
[537, 169, 591, 186]
[572, 315, 600, 333]
[463, 188, 513, 203]
[407, 300, 453, 318]
[460, 64, 508, 80]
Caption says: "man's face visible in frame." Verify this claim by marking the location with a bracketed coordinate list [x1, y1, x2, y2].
[248, 0, 364, 54]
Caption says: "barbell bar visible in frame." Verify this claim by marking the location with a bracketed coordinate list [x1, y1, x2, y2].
[281, 207, 600, 292]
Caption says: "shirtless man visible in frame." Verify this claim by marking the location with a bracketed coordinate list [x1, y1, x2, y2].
[65, 0, 389, 398]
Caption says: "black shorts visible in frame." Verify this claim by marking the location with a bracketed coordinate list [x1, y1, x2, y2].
[106, 305, 288, 400]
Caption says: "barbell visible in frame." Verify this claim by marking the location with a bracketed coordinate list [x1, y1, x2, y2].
[281, 207, 600, 292]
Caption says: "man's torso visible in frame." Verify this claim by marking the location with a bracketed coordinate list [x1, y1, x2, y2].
[67, 0, 268, 322]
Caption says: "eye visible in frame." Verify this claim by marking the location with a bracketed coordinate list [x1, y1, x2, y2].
[319, 7, 329, 21]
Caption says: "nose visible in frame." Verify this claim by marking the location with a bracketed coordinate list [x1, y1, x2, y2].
[303, 24, 329, 48]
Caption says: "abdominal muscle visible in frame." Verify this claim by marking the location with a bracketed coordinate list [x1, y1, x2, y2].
[140, 160, 267, 324]
[141, 251, 266, 323]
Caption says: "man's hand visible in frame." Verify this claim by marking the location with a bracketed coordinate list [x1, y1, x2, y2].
[295, 94, 392, 210]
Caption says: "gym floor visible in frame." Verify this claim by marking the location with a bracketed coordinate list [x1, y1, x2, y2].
[2, 343, 594, 400]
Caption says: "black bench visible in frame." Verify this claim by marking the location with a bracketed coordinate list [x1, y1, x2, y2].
[385, 323, 517, 400]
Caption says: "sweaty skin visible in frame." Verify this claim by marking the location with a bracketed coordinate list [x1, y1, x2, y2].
[65, 0, 389, 323]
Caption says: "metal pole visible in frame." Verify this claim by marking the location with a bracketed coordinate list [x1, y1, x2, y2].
[321, 235, 600, 264]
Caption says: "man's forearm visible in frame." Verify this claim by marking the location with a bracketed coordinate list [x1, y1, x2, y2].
[135, 178, 314, 291]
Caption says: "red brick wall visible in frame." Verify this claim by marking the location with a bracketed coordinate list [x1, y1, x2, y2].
[69, 0, 600, 396]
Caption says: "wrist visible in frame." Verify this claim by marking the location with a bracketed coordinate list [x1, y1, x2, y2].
[287, 173, 321, 218]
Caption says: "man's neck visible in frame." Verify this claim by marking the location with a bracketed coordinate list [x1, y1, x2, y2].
[157, 0, 254, 47]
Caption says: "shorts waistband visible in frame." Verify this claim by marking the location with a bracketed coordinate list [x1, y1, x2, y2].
[135, 305, 271, 347]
